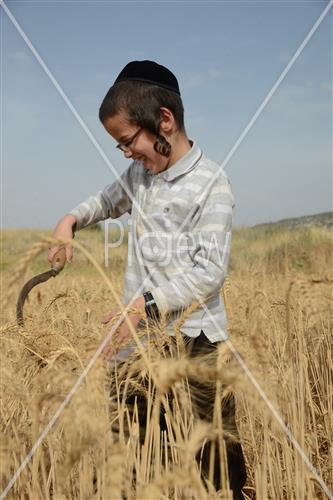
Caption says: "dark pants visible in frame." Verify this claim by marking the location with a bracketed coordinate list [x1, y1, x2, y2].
[118, 330, 247, 498]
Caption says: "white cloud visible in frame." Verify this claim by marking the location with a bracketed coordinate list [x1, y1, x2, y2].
[268, 84, 329, 119]
[127, 50, 146, 59]
[8, 50, 30, 63]
[182, 66, 225, 90]
[183, 72, 206, 89]
[207, 68, 223, 79]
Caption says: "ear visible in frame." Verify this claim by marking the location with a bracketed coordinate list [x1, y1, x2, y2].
[159, 107, 175, 134]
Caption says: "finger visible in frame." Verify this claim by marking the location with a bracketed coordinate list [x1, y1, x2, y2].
[101, 306, 120, 324]
[101, 314, 110, 324]
[47, 246, 60, 263]
[101, 314, 112, 325]
[66, 245, 73, 263]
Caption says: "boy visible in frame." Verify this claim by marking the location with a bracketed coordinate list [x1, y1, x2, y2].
[48, 60, 247, 498]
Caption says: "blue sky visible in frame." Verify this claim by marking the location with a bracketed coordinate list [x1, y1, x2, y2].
[2, 0, 332, 228]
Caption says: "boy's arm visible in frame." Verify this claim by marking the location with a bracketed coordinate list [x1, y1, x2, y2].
[68, 164, 134, 231]
[149, 174, 234, 314]
[48, 165, 135, 264]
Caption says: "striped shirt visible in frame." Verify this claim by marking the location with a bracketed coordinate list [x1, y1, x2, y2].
[69, 140, 235, 342]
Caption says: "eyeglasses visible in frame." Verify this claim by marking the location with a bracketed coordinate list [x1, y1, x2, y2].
[116, 128, 142, 152]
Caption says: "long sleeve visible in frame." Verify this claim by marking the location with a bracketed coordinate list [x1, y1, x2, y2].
[150, 173, 234, 313]
[68, 163, 134, 231]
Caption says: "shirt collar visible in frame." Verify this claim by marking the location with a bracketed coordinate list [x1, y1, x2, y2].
[146, 140, 202, 182]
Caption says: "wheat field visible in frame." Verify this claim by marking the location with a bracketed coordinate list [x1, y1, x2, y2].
[0, 225, 332, 499]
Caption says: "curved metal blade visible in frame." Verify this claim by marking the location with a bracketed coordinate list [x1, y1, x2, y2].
[16, 269, 58, 326]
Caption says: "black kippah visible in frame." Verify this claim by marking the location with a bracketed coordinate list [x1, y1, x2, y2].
[113, 60, 181, 96]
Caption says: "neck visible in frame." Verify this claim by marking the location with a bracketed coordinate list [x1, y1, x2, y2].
[167, 133, 192, 168]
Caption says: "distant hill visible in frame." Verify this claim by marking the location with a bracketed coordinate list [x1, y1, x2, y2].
[252, 212, 333, 230]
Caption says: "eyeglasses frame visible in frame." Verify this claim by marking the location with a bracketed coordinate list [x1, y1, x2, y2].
[116, 128, 142, 152]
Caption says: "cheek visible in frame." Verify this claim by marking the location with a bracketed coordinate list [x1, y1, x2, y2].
[134, 135, 167, 168]
[136, 139, 156, 158]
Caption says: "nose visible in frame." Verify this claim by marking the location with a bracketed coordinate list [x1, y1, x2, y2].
[124, 149, 132, 159]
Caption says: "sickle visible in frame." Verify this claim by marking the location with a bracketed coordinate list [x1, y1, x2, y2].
[16, 247, 67, 326]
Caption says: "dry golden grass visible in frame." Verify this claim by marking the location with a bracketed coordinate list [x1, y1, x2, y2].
[0, 225, 332, 499]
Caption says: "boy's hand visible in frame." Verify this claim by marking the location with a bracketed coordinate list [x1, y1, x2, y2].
[48, 214, 77, 265]
[101, 296, 145, 361]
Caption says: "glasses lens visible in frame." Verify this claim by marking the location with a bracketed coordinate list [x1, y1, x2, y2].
[117, 128, 141, 153]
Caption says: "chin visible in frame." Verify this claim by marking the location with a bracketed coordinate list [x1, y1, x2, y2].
[151, 166, 163, 174]
[143, 160, 164, 174]
[144, 161, 155, 171]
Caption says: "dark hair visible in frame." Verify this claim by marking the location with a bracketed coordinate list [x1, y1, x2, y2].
[99, 80, 186, 135]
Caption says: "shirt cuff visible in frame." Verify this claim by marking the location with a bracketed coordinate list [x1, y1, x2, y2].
[67, 209, 84, 231]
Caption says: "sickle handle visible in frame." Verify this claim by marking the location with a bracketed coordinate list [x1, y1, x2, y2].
[16, 246, 68, 327]
[52, 246, 67, 272]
